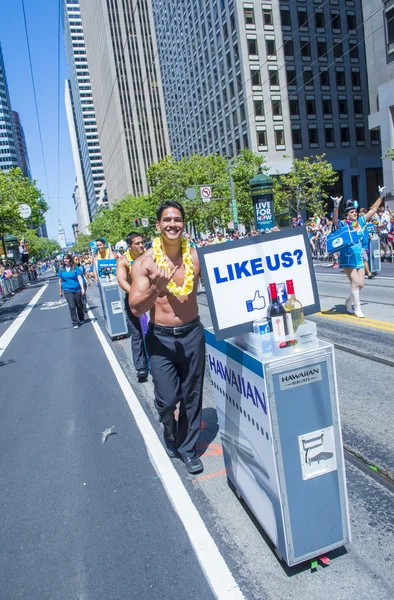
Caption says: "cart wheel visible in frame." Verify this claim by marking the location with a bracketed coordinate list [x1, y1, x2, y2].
[275, 548, 284, 562]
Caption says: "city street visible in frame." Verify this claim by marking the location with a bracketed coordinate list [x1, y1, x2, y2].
[0, 266, 393, 600]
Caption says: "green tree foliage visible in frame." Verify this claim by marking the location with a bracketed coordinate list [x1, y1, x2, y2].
[23, 231, 60, 261]
[0, 168, 48, 241]
[69, 234, 92, 254]
[273, 155, 339, 216]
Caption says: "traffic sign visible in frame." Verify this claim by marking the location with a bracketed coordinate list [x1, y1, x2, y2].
[141, 217, 149, 227]
[18, 204, 32, 219]
[200, 186, 212, 202]
[185, 187, 197, 200]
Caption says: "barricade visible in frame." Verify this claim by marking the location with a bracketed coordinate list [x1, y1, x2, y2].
[0, 273, 30, 302]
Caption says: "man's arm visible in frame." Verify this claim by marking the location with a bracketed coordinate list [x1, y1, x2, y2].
[365, 197, 383, 222]
[116, 256, 131, 294]
[129, 256, 178, 317]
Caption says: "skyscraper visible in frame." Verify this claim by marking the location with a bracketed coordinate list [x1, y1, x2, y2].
[0, 42, 20, 172]
[152, 0, 382, 206]
[63, 0, 106, 225]
[12, 111, 31, 180]
[78, 0, 170, 202]
[58, 220, 67, 249]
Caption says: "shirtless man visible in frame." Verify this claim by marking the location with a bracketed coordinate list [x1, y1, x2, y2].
[116, 232, 148, 382]
[129, 200, 205, 474]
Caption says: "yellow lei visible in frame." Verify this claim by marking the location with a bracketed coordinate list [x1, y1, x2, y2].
[125, 250, 134, 265]
[152, 236, 194, 297]
[97, 248, 110, 259]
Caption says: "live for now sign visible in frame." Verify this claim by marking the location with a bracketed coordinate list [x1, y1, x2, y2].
[197, 229, 320, 340]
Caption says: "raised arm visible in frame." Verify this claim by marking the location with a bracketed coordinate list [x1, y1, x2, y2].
[128, 256, 178, 317]
[331, 196, 342, 227]
[116, 256, 131, 294]
[365, 197, 383, 222]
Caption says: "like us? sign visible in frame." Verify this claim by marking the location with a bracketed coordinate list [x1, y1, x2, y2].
[197, 228, 320, 340]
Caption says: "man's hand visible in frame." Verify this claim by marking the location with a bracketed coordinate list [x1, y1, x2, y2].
[331, 196, 343, 208]
[378, 185, 386, 197]
[149, 265, 178, 293]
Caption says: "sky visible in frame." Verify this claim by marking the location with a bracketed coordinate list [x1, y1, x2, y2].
[0, 0, 76, 242]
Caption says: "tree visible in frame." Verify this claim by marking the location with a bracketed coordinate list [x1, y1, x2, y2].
[273, 154, 339, 217]
[0, 168, 48, 250]
[23, 230, 60, 261]
[69, 234, 92, 254]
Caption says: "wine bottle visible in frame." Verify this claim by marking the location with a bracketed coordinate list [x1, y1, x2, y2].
[268, 283, 287, 343]
[284, 279, 305, 335]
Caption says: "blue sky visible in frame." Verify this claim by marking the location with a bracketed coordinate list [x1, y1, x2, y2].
[0, 0, 76, 241]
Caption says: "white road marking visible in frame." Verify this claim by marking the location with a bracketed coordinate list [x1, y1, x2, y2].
[0, 283, 49, 359]
[87, 306, 245, 600]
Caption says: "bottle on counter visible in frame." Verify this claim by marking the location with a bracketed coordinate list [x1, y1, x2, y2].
[284, 279, 305, 335]
[268, 283, 287, 347]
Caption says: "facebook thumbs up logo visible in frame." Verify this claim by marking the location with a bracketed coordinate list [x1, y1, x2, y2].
[246, 290, 266, 312]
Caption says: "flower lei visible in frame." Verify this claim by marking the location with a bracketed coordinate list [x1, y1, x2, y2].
[125, 250, 134, 265]
[346, 219, 359, 230]
[97, 248, 110, 259]
[152, 236, 194, 297]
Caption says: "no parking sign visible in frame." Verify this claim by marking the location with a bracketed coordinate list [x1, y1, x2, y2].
[200, 186, 212, 202]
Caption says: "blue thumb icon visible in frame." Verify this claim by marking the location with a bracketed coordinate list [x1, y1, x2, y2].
[246, 290, 266, 312]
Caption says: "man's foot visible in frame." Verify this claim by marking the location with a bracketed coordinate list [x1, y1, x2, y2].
[345, 297, 354, 314]
[181, 455, 203, 474]
[137, 369, 148, 382]
[73, 325, 79, 329]
[163, 436, 178, 459]
[354, 307, 365, 318]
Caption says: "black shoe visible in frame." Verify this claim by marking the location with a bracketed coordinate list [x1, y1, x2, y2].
[163, 436, 178, 458]
[137, 369, 148, 382]
[181, 455, 204, 474]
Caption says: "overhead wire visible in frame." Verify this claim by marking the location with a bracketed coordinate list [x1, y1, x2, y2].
[57, 0, 62, 220]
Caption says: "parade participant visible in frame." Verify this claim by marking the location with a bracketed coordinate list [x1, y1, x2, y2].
[74, 256, 89, 312]
[129, 200, 205, 474]
[58, 254, 85, 328]
[94, 238, 113, 282]
[116, 232, 148, 382]
[332, 193, 383, 318]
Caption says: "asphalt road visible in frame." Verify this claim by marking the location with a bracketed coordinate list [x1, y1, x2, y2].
[0, 267, 393, 600]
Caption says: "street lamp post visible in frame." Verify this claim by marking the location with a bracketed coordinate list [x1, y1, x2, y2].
[227, 156, 238, 230]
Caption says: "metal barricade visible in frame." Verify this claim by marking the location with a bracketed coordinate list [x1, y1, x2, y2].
[0, 273, 30, 302]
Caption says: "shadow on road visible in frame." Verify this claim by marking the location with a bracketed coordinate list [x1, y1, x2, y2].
[197, 406, 219, 457]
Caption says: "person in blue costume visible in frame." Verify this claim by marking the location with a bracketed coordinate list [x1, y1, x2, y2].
[332, 190, 384, 318]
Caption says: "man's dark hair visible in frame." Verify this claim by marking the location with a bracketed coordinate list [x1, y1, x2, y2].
[157, 200, 185, 222]
[126, 231, 142, 246]
[96, 238, 106, 244]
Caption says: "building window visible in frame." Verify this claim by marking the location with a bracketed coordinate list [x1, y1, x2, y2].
[306, 98, 316, 117]
[315, 12, 325, 29]
[331, 12, 341, 31]
[289, 98, 299, 116]
[340, 125, 350, 144]
[338, 98, 348, 116]
[272, 99, 282, 117]
[247, 38, 258, 56]
[286, 67, 297, 87]
[244, 7, 255, 25]
[386, 5, 394, 53]
[336, 70, 346, 88]
[303, 70, 314, 87]
[347, 13, 356, 31]
[333, 40, 343, 59]
[292, 127, 302, 147]
[356, 125, 365, 144]
[251, 68, 261, 86]
[284, 39, 294, 57]
[325, 126, 334, 144]
[263, 8, 273, 26]
[257, 129, 267, 147]
[280, 9, 291, 28]
[320, 70, 330, 88]
[275, 129, 285, 147]
[254, 100, 264, 117]
[371, 129, 380, 145]
[318, 39, 328, 59]
[349, 41, 359, 60]
[266, 38, 276, 56]
[269, 69, 279, 87]
[243, 132, 249, 149]
[308, 127, 318, 145]
[354, 97, 363, 116]
[323, 98, 332, 116]
[351, 70, 361, 88]
[301, 39, 311, 58]
[297, 8, 308, 29]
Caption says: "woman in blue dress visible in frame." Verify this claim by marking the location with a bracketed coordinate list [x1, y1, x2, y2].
[332, 193, 383, 318]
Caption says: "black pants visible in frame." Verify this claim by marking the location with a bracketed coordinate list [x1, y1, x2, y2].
[64, 291, 84, 325]
[125, 296, 148, 372]
[145, 321, 205, 458]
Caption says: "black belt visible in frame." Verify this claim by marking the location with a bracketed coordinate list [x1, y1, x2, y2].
[148, 317, 200, 337]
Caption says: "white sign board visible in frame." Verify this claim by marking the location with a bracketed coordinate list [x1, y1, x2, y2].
[200, 186, 212, 202]
[141, 217, 149, 227]
[18, 203, 32, 219]
[198, 229, 320, 340]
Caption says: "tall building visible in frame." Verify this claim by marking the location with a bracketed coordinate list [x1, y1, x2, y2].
[12, 111, 31, 179]
[0, 42, 20, 171]
[58, 220, 67, 249]
[362, 0, 394, 195]
[78, 0, 170, 202]
[152, 0, 382, 206]
[63, 0, 106, 225]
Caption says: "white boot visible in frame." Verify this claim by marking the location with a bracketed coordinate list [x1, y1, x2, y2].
[345, 294, 354, 314]
[352, 288, 365, 318]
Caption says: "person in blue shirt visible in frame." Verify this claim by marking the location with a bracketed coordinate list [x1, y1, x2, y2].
[332, 194, 383, 318]
[58, 254, 85, 328]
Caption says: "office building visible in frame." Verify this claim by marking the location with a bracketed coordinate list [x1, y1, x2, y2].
[362, 0, 394, 195]
[72, 222, 80, 240]
[78, 0, 170, 202]
[63, 0, 106, 224]
[152, 0, 382, 206]
[58, 220, 67, 249]
[12, 111, 31, 180]
[0, 42, 20, 171]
